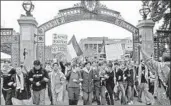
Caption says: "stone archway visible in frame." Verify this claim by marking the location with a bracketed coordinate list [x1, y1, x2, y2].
[36, 0, 140, 65]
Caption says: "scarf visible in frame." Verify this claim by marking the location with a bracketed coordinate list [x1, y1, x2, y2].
[16, 73, 24, 90]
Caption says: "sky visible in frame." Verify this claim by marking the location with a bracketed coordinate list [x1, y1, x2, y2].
[1, 1, 162, 46]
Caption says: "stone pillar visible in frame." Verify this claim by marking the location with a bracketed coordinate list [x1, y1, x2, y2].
[137, 20, 155, 57]
[18, 15, 38, 70]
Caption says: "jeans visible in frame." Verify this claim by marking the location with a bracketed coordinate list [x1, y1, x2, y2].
[68, 87, 80, 100]
[2, 89, 13, 105]
[118, 82, 127, 105]
[106, 83, 114, 105]
[83, 91, 93, 105]
[126, 84, 134, 103]
[33, 89, 45, 105]
[100, 85, 106, 105]
[94, 86, 101, 105]
[138, 83, 154, 104]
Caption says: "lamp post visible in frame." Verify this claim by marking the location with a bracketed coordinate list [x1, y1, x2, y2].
[139, 1, 150, 20]
[23, 48, 28, 60]
[22, 0, 34, 16]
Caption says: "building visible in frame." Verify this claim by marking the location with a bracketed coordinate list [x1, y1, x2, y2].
[120, 37, 133, 58]
[79, 37, 133, 60]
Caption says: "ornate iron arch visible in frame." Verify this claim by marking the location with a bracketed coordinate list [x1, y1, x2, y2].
[36, 1, 139, 64]
[38, 1, 138, 34]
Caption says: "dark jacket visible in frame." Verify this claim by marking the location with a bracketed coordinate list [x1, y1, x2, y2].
[13, 72, 31, 100]
[93, 68, 101, 88]
[81, 68, 94, 93]
[124, 68, 134, 83]
[116, 69, 123, 82]
[66, 70, 81, 88]
[106, 71, 114, 85]
[28, 67, 49, 91]
[2, 68, 16, 90]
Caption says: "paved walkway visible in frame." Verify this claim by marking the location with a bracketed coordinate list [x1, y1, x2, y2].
[1, 88, 146, 105]
[1, 88, 167, 105]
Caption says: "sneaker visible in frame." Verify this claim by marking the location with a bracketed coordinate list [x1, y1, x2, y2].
[146, 103, 152, 105]
[138, 99, 142, 103]
[128, 102, 131, 105]
[130, 101, 133, 104]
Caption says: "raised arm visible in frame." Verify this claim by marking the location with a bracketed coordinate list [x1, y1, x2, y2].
[140, 48, 159, 73]
[139, 45, 170, 85]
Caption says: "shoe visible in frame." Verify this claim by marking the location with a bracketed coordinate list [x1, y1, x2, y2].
[130, 101, 133, 104]
[146, 103, 152, 105]
[138, 100, 142, 103]
[128, 102, 132, 105]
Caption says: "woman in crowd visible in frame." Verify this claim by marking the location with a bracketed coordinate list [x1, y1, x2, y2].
[66, 63, 82, 105]
[12, 66, 32, 105]
[49, 62, 66, 105]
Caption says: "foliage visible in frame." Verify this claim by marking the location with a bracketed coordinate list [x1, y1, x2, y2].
[148, 0, 170, 30]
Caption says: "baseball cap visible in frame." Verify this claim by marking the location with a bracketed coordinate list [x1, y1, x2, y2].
[33, 60, 41, 65]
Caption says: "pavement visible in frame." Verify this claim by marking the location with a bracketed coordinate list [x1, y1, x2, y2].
[1, 86, 169, 105]
[1, 88, 146, 105]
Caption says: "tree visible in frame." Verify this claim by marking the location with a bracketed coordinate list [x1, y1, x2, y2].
[148, 0, 170, 30]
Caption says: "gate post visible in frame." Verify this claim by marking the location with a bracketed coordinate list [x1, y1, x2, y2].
[18, 15, 38, 70]
[137, 20, 155, 57]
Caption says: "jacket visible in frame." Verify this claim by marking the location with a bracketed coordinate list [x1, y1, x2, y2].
[92, 67, 101, 88]
[81, 67, 94, 93]
[66, 70, 81, 88]
[13, 72, 31, 100]
[2, 68, 16, 90]
[49, 70, 65, 93]
[28, 67, 49, 91]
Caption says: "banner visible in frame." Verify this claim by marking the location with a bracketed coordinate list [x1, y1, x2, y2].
[52, 34, 68, 54]
[105, 43, 124, 61]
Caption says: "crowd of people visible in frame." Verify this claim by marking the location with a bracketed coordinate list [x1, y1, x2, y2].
[1, 45, 170, 105]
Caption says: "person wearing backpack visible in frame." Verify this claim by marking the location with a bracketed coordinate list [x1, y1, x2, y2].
[28, 60, 49, 105]
[66, 63, 82, 105]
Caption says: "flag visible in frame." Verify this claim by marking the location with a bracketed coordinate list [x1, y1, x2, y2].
[67, 35, 83, 59]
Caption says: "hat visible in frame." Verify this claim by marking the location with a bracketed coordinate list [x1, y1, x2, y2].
[33, 60, 41, 65]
